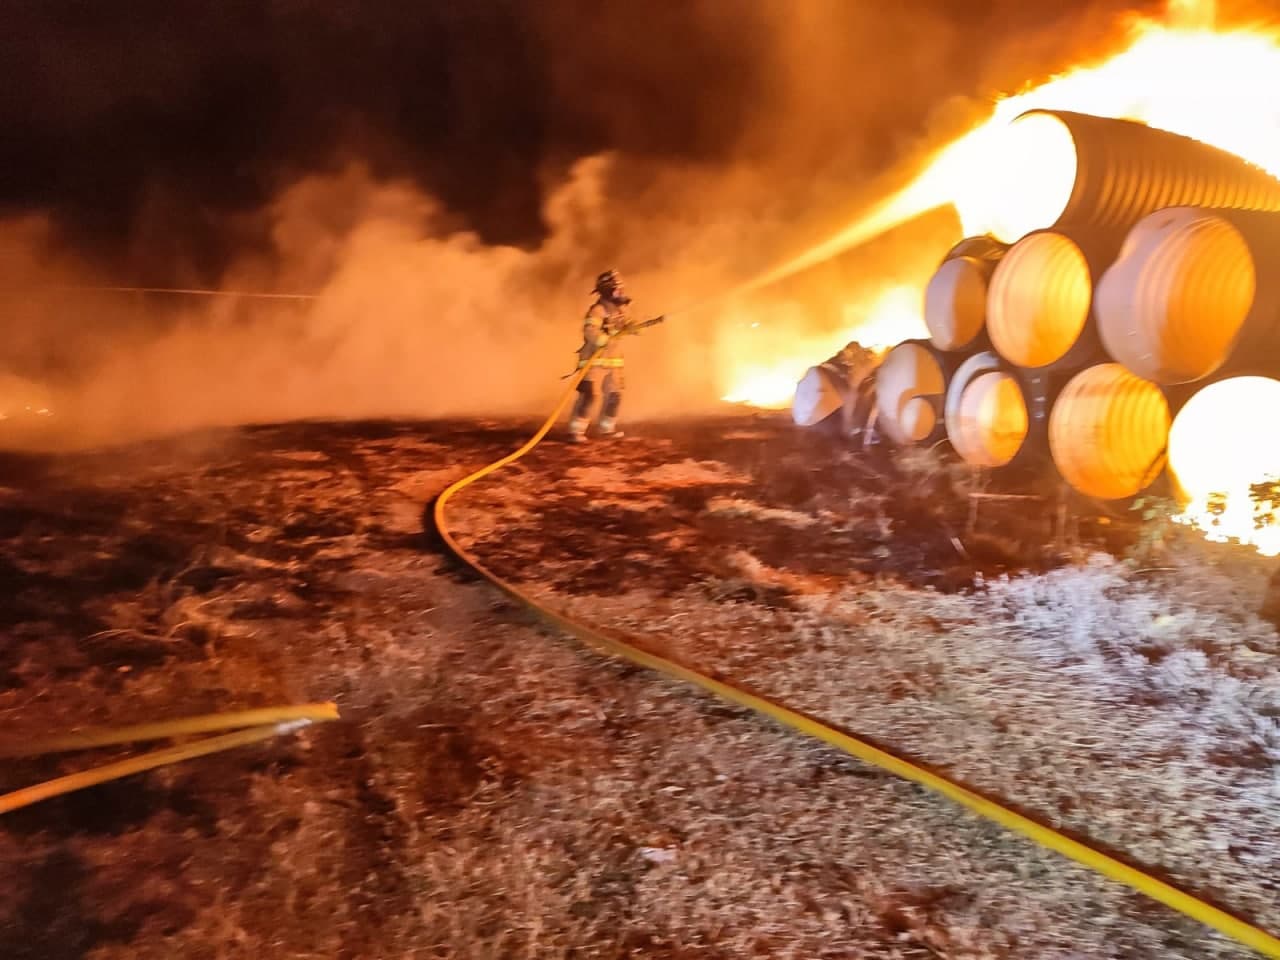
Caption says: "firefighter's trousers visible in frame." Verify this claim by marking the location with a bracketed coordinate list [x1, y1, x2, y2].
[570, 366, 623, 433]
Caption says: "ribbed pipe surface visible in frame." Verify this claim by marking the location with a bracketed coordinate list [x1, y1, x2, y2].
[875, 340, 949, 445]
[1048, 363, 1170, 500]
[944, 352, 1030, 468]
[924, 236, 1007, 351]
[1097, 206, 1280, 384]
[987, 231, 1101, 370]
[967, 110, 1280, 245]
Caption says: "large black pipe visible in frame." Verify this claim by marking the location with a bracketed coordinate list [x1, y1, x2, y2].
[972, 110, 1280, 248]
[874, 339, 960, 446]
[943, 350, 1056, 470]
[1097, 206, 1280, 385]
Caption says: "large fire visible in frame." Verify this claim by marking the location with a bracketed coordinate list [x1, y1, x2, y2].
[719, 0, 1280, 554]
[721, 0, 1280, 409]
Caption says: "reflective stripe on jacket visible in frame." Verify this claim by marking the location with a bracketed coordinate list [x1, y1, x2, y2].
[577, 356, 625, 370]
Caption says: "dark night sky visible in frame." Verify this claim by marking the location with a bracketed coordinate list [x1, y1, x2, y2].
[1, 0, 1165, 283]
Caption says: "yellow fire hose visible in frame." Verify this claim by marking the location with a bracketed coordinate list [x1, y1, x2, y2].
[0, 702, 340, 758]
[0, 702, 339, 816]
[433, 345, 1280, 959]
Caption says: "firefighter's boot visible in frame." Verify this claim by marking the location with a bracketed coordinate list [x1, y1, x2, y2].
[568, 417, 590, 443]
[598, 416, 624, 438]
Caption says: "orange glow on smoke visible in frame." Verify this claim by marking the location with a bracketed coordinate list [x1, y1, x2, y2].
[723, 0, 1280, 406]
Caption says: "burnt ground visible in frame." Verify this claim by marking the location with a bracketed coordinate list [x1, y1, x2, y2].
[0, 414, 1276, 959]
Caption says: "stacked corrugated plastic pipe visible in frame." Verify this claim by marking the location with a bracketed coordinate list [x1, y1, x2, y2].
[870, 108, 1280, 503]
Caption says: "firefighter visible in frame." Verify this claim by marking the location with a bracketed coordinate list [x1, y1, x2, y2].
[568, 269, 662, 443]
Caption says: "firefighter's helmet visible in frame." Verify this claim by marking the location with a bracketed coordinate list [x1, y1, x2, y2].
[594, 269, 627, 301]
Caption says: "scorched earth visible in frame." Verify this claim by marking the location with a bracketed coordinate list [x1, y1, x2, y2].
[0, 415, 1276, 959]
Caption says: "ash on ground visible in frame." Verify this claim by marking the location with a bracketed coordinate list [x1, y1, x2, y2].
[0, 415, 1276, 959]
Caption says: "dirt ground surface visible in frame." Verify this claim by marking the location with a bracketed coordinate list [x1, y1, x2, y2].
[0, 414, 1276, 959]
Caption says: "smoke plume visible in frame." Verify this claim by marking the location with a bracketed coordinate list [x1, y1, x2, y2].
[0, 0, 1157, 448]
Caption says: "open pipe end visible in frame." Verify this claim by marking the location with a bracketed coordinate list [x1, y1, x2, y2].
[900, 396, 937, 442]
[876, 342, 946, 445]
[989, 231, 1092, 369]
[1169, 376, 1280, 501]
[1098, 211, 1256, 384]
[951, 370, 1029, 468]
[955, 112, 1077, 244]
[1049, 363, 1170, 500]
[925, 256, 989, 350]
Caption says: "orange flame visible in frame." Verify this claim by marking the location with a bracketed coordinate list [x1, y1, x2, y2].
[723, 0, 1280, 408]
[720, 285, 927, 409]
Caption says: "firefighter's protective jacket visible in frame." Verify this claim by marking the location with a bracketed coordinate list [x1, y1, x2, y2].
[577, 298, 629, 370]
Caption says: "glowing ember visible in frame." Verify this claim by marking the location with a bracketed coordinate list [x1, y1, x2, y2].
[720, 285, 927, 409]
[0, 375, 55, 425]
[1167, 377, 1280, 556]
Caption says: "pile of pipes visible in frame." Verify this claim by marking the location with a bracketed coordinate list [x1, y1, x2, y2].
[792, 342, 879, 439]
[800, 109, 1280, 502]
